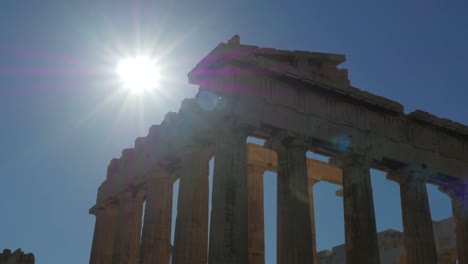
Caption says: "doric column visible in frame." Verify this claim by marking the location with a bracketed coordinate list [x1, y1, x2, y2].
[173, 144, 211, 264]
[333, 153, 380, 264]
[139, 167, 174, 264]
[272, 136, 314, 264]
[248, 164, 265, 264]
[308, 180, 318, 264]
[439, 180, 468, 264]
[208, 126, 249, 264]
[89, 200, 119, 264]
[452, 188, 468, 264]
[112, 188, 145, 264]
[389, 169, 438, 264]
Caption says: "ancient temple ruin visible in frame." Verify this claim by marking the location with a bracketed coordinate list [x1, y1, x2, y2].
[0, 249, 35, 264]
[318, 216, 458, 263]
[89, 36, 468, 264]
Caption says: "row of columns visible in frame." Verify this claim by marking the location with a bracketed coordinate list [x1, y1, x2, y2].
[90, 173, 174, 264]
[90, 130, 468, 264]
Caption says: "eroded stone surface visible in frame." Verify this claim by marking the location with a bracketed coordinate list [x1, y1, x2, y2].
[0, 249, 34, 264]
[271, 136, 313, 264]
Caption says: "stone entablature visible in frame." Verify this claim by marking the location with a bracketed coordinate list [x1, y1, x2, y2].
[0, 249, 34, 264]
[89, 36, 468, 264]
[188, 37, 468, 179]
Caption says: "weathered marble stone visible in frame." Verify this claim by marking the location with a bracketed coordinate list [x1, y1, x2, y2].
[332, 153, 380, 264]
[308, 180, 319, 264]
[271, 135, 314, 264]
[208, 126, 249, 264]
[139, 168, 173, 264]
[112, 188, 144, 264]
[89, 201, 118, 264]
[173, 145, 211, 264]
[0, 249, 34, 264]
[247, 164, 265, 264]
[390, 170, 438, 264]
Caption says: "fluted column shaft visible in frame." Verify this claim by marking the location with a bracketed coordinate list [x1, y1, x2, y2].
[173, 145, 211, 264]
[89, 202, 119, 264]
[396, 171, 438, 264]
[208, 127, 248, 264]
[336, 153, 380, 264]
[308, 180, 318, 264]
[447, 183, 468, 264]
[113, 189, 144, 264]
[274, 138, 313, 264]
[248, 165, 265, 264]
[139, 169, 173, 264]
[453, 198, 468, 264]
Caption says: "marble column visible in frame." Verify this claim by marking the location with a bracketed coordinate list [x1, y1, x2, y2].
[334, 153, 380, 264]
[452, 189, 468, 264]
[308, 180, 318, 264]
[273, 137, 314, 264]
[139, 168, 173, 264]
[248, 165, 265, 264]
[89, 201, 119, 264]
[391, 170, 437, 264]
[112, 188, 144, 264]
[173, 145, 211, 264]
[208, 127, 249, 264]
[440, 181, 468, 264]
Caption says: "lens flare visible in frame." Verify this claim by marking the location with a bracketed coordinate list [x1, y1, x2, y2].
[196, 90, 220, 111]
[332, 134, 351, 151]
[116, 56, 160, 93]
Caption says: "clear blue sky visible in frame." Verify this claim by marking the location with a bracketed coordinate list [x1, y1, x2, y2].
[1, 1, 467, 263]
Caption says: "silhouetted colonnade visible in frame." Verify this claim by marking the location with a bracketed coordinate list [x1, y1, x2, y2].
[89, 36, 468, 264]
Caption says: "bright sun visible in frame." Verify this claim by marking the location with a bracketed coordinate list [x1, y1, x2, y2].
[116, 56, 160, 93]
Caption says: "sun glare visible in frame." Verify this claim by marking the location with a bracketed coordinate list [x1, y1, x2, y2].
[116, 56, 160, 93]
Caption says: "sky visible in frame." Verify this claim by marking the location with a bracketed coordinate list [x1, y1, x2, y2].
[1, 1, 467, 263]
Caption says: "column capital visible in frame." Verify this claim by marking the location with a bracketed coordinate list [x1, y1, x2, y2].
[120, 185, 145, 202]
[216, 118, 253, 136]
[267, 131, 308, 153]
[214, 121, 251, 151]
[330, 151, 371, 168]
[145, 163, 173, 179]
[180, 142, 213, 160]
[89, 198, 119, 216]
[387, 168, 433, 184]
